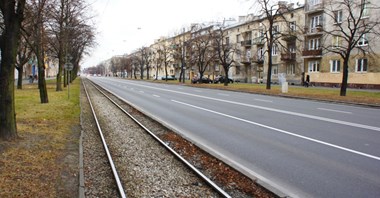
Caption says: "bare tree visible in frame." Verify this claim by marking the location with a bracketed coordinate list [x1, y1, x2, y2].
[171, 34, 190, 83]
[156, 41, 173, 81]
[213, 24, 236, 86]
[24, 0, 50, 103]
[15, 35, 32, 89]
[0, 0, 26, 140]
[188, 24, 216, 83]
[255, 0, 289, 89]
[141, 47, 154, 80]
[46, 0, 95, 89]
[322, 0, 380, 96]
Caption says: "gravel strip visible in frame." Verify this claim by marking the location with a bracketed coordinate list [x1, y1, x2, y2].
[81, 81, 119, 197]
[82, 80, 221, 197]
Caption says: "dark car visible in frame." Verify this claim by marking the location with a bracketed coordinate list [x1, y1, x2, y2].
[191, 76, 213, 84]
[161, 75, 177, 80]
[214, 76, 234, 84]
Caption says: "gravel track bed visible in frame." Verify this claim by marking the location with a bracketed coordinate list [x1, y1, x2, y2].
[82, 80, 220, 197]
[81, 81, 119, 197]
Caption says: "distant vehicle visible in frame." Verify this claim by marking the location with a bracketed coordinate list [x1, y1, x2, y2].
[161, 75, 177, 80]
[214, 76, 233, 84]
[191, 76, 213, 84]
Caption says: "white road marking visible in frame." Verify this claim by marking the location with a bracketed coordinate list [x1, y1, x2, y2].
[153, 95, 160, 98]
[107, 80, 380, 132]
[317, 108, 352, 114]
[172, 100, 380, 161]
[255, 99, 273, 103]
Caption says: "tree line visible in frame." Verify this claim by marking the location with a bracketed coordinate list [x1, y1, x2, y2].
[0, 0, 96, 140]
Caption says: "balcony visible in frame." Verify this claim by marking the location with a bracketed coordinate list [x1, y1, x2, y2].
[281, 52, 296, 61]
[302, 49, 322, 57]
[305, 2, 324, 13]
[252, 37, 265, 46]
[240, 56, 251, 64]
[281, 31, 297, 42]
[252, 56, 264, 64]
[304, 25, 323, 35]
[241, 40, 252, 47]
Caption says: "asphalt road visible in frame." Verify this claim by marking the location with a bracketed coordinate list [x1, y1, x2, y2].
[89, 77, 380, 198]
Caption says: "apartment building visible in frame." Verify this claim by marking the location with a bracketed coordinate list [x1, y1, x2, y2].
[303, 0, 380, 88]
[224, 3, 304, 84]
[126, 0, 379, 88]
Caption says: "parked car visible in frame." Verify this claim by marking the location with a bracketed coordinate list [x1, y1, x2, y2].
[214, 75, 234, 84]
[161, 75, 177, 80]
[191, 76, 213, 84]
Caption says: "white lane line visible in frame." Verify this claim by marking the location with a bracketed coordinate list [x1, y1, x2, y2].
[172, 100, 380, 161]
[317, 108, 352, 114]
[218, 93, 230, 96]
[153, 94, 160, 98]
[255, 99, 273, 103]
[110, 80, 380, 132]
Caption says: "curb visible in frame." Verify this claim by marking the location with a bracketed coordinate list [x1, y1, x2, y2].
[79, 82, 85, 198]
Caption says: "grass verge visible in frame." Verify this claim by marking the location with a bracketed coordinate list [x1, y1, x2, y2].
[0, 79, 81, 197]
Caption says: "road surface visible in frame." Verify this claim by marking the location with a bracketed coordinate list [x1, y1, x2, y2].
[89, 77, 380, 198]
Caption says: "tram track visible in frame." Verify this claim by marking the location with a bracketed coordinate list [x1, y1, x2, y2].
[81, 77, 277, 198]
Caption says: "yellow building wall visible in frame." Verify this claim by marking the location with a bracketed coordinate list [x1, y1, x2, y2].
[309, 72, 380, 84]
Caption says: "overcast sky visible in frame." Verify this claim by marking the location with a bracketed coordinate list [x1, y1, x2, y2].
[82, 0, 253, 68]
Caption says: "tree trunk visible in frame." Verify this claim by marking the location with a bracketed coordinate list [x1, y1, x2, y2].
[224, 64, 229, 86]
[56, 53, 63, 91]
[266, 51, 273, 90]
[17, 66, 24, 89]
[38, 60, 49, 103]
[0, 0, 25, 139]
[340, 57, 349, 96]
[165, 64, 168, 82]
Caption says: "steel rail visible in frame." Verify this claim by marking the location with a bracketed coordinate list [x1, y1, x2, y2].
[87, 78, 231, 198]
[82, 80, 127, 198]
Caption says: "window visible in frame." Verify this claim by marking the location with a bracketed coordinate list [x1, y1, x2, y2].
[289, 45, 296, 53]
[236, 34, 241, 43]
[333, 36, 341, 48]
[215, 64, 220, 72]
[358, 34, 368, 46]
[308, 61, 320, 72]
[287, 64, 296, 75]
[273, 25, 280, 34]
[289, 21, 296, 32]
[334, 10, 343, 23]
[272, 64, 279, 76]
[257, 47, 264, 60]
[361, 0, 369, 17]
[330, 60, 340, 73]
[309, 0, 321, 6]
[225, 37, 230, 45]
[246, 50, 251, 58]
[310, 15, 323, 32]
[356, 58, 368, 72]
[272, 45, 278, 56]
[308, 38, 320, 50]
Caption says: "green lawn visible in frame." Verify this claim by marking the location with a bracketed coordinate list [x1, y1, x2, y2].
[0, 78, 80, 197]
